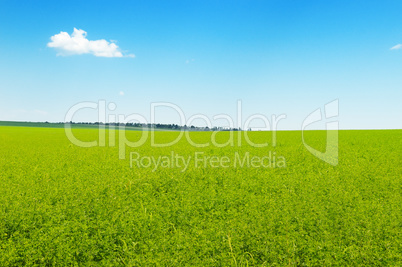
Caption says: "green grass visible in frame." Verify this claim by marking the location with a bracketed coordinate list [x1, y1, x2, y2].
[0, 121, 100, 129]
[0, 126, 401, 265]
[0, 121, 158, 131]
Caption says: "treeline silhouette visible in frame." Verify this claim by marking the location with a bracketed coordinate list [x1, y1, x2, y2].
[64, 121, 246, 131]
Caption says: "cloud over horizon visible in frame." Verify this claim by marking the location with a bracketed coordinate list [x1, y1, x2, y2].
[47, 28, 134, 58]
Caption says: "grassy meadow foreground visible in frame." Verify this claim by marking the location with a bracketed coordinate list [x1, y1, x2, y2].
[0, 126, 401, 265]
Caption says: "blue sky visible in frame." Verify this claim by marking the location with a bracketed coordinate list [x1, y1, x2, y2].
[0, 0, 401, 129]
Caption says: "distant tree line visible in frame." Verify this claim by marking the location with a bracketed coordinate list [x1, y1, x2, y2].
[64, 121, 246, 131]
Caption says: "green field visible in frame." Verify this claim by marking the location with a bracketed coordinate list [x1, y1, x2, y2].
[0, 126, 401, 265]
[0, 121, 101, 129]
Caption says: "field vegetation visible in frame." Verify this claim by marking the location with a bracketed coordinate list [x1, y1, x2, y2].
[0, 126, 400, 265]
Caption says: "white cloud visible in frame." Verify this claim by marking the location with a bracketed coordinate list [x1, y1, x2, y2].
[47, 28, 134, 58]
[119, 91, 125, 96]
[390, 44, 402, 50]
